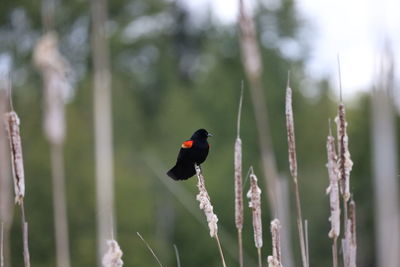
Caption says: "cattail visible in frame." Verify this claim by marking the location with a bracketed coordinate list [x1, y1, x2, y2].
[234, 83, 244, 267]
[4, 111, 25, 205]
[267, 219, 283, 267]
[285, 78, 308, 267]
[33, 32, 72, 145]
[238, 0, 262, 82]
[335, 103, 353, 202]
[247, 169, 263, 267]
[102, 239, 123, 267]
[247, 169, 262, 248]
[326, 129, 341, 239]
[195, 165, 219, 238]
[234, 133, 243, 231]
[285, 85, 297, 181]
[194, 165, 226, 267]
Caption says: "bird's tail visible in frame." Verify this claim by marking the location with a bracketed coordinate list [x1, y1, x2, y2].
[167, 163, 196, 180]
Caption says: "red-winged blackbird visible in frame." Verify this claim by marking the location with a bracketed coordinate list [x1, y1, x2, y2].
[167, 129, 212, 180]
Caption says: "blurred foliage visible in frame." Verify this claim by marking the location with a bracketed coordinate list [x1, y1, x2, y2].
[0, 0, 386, 266]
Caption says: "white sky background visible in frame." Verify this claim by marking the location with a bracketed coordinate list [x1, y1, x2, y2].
[181, 0, 400, 98]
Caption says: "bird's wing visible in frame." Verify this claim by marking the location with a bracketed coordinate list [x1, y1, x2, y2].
[181, 140, 193, 149]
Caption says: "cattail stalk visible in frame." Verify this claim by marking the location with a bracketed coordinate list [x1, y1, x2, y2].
[326, 122, 341, 267]
[285, 80, 308, 267]
[247, 168, 263, 267]
[102, 239, 123, 267]
[195, 165, 226, 267]
[342, 200, 357, 267]
[234, 83, 244, 267]
[267, 219, 283, 267]
[4, 110, 30, 267]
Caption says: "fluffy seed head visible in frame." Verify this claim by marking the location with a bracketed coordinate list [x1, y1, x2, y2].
[195, 165, 218, 237]
[102, 239, 123, 267]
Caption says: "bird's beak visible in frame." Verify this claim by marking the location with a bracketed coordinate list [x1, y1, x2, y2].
[207, 133, 213, 137]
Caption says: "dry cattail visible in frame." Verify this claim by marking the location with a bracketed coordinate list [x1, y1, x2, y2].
[267, 219, 283, 267]
[285, 85, 297, 181]
[238, 0, 262, 82]
[102, 239, 123, 267]
[285, 80, 308, 267]
[234, 137, 243, 230]
[234, 85, 244, 230]
[33, 32, 72, 145]
[247, 169, 263, 248]
[326, 130, 341, 239]
[195, 165, 218, 238]
[234, 83, 244, 267]
[4, 111, 25, 205]
[335, 103, 353, 202]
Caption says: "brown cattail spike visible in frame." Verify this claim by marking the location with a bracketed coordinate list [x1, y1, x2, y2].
[4, 111, 25, 205]
[285, 85, 297, 181]
[247, 169, 263, 248]
[335, 103, 353, 202]
[326, 125, 341, 239]
[267, 219, 283, 267]
[235, 83, 244, 230]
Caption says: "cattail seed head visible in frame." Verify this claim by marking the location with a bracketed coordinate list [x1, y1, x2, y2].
[234, 137, 243, 230]
[285, 85, 297, 181]
[4, 111, 25, 205]
[343, 199, 357, 267]
[247, 170, 262, 248]
[238, 0, 262, 81]
[268, 219, 283, 267]
[33, 32, 72, 145]
[102, 239, 123, 267]
[195, 165, 218, 238]
[326, 132, 341, 239]
[335, 103, 353, 202]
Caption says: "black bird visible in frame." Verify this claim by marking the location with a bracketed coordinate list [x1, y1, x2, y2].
[167, 129, 212, 180]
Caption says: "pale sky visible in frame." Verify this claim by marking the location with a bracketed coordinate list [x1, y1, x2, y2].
[182, 0, 400, 98]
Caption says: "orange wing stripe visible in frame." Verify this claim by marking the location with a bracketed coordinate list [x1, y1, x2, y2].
[181, 140, 193, 148]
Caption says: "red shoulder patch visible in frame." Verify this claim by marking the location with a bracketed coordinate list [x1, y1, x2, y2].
[181, 140, 193, 148]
